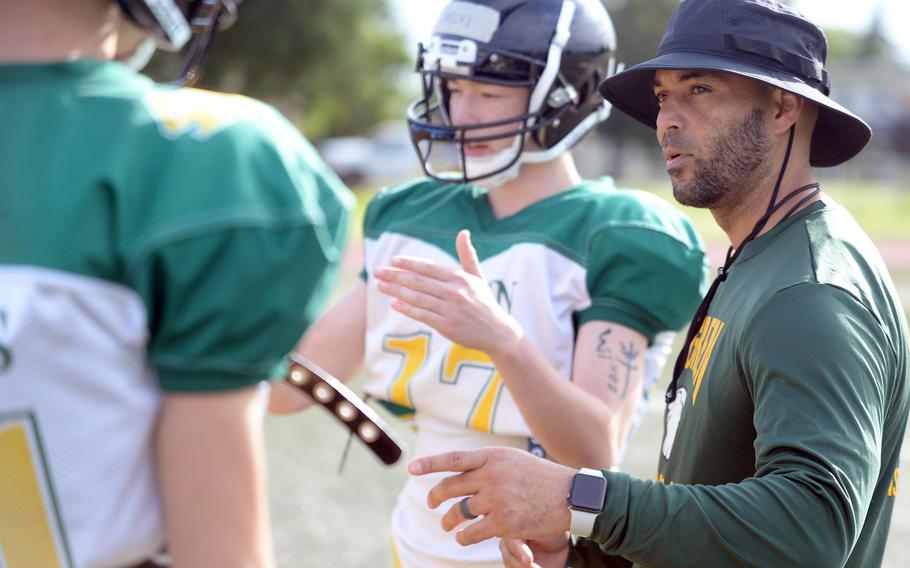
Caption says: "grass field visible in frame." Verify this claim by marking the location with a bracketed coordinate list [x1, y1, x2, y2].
[348, 178, 910, 244]
[644, 179, 910, 244]
[266, 178, 910, 567]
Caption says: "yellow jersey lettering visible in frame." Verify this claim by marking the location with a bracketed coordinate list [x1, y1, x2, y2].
[687, 316, 725, 405]
[441, 345, 504, 433]
[0, 414, 70, 567]
[144, 89, 255, 140]
[383, 332, 431, 409]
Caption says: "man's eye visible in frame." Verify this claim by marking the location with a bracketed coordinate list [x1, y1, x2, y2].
[655, 92, 667, 105]
[692, 85, 710, 94]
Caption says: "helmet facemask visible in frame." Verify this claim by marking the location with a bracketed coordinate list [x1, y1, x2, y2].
[407, 43, 544, 189]
[117, 0, 239, 85]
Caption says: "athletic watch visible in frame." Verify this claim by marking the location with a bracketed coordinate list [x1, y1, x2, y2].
[566, 468, 607, 538]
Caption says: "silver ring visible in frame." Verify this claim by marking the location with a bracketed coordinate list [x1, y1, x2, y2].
[458, 497, 478, 520]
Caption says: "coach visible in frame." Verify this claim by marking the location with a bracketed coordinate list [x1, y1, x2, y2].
[405, 1, 910, 566]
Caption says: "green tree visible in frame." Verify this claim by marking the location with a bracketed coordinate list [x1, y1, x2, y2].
[603, 0, 678, 77]
[857, 8, 893, 60]
[825, 28, 864, 61]
[822, 8, 897, 63]
[147, 0, 410, 139]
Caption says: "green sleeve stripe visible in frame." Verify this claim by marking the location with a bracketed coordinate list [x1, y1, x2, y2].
[378, 399, 417, 418]
[587, 223, 702, 254]
[576, 299, 662, 343]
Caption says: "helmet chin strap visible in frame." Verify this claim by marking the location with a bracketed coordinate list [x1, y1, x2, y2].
[140, 0, 192, 49]
[464, 136, 524, 190]
[467, 100, 612, 190]
[526, 0, 575, 116]
[523, 99, 614, 164]
[466, 100, 612, 190]
[119, 37, 157, 71]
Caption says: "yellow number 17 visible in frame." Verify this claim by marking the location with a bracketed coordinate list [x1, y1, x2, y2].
[382, 336, 504, 433]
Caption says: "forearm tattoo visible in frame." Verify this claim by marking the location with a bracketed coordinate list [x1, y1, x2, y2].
[596, 328, 640, 399]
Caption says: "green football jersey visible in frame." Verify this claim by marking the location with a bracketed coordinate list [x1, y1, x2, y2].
[0, 61, 351, 567]
[360, 177, 709, 564]
[585, 201, 909, 567]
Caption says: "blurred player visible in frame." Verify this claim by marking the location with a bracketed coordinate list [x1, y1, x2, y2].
[0, 1, 351, 566]
[271, 1, 707, 566]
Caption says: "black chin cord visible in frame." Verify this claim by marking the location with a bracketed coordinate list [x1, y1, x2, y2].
[665, 126, 820, 404]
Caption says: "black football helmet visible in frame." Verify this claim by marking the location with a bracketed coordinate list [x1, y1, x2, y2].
[116, 0, 239, 85]
[407, 0, 618, 187]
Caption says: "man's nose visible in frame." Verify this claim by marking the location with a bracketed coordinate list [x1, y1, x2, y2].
[655, 98, 683, 140]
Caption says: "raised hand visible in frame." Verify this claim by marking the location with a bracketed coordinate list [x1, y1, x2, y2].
[373, 229, 523, 358]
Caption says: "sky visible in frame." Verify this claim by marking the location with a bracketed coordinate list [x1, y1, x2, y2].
[390, 0, 910, 66]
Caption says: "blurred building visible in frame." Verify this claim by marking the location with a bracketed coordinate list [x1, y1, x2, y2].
[825, 57, 910, 180]
[317, 121, 423, 188]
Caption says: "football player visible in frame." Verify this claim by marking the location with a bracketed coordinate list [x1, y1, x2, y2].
[0, 1, 351, 567]
[271, 1, 708, 566]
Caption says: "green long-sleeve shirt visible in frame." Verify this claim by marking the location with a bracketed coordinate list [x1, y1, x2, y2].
[579, 202, 908, 567]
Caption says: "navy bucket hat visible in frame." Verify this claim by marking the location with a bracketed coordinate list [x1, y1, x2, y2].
[597, 0, 872, 167]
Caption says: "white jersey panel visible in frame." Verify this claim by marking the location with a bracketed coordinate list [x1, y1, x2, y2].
[363, 232, 590, 437]
[364, 232, 590, 563]
[393, 415, 530, 564]
[0, 266, 163, 568]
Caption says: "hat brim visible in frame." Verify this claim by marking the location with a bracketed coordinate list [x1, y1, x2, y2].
[597, 51, 872, 167]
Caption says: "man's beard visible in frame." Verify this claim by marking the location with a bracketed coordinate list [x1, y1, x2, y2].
[669, 107, 772, 208]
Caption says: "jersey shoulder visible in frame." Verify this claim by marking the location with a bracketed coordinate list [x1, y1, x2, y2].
[761, 204, 907, 359]
[573, 180, 702, 246]
[572, 180, 710, 334]
[524, 179, 704, 267]
[118, 82, 349, 231]
[364, 178, 468, 239]
[137, 84, 297, 145]
[103, 81, 351, 290]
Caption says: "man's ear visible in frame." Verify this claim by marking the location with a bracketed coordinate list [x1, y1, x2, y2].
[772, 90, 806, 135]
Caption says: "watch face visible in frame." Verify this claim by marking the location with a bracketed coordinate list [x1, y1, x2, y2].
[569, 473, 607, 512]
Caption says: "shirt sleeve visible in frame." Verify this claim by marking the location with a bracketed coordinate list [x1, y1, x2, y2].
[133, 220, 347, 392]
[577, 225, 708, 342]
[585, 283, 894, 567]
[127, 113, 352, 392]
